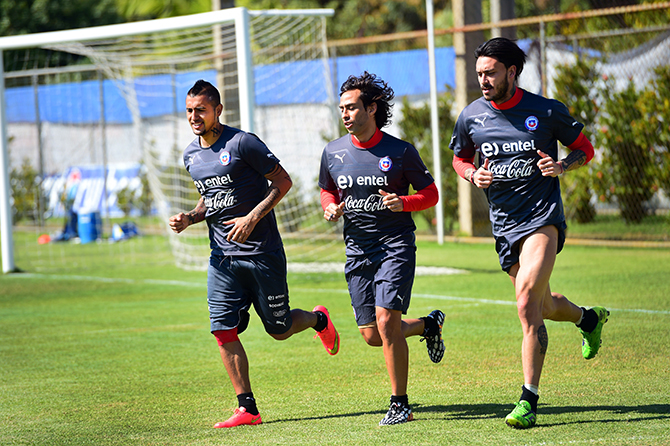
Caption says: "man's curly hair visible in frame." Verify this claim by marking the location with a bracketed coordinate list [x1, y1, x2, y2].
[340, 71, 395, 130]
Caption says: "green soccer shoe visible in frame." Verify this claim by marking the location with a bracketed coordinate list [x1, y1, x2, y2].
[505, 400, 537, 429]
[580, 306, 610, 360]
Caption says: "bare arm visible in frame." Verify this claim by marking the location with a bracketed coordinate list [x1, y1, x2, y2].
[169, 196, 206, 234]
[538, 149, 587, 177]
[538, 133, 593, 177]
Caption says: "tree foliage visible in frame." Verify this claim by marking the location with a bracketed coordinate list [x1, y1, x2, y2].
[0, 0, 123, 36]
[554, 59, 670, 224]
[398, 89, 458, 234]
[10, 156, 46, 223]
[552, 58, 599, 223]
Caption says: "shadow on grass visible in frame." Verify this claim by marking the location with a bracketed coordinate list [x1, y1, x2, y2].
[266, 403, 670, 425]
[414, 403, 670, 426]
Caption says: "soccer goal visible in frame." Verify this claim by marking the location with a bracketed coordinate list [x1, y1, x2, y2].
[0, 7, 344, 274]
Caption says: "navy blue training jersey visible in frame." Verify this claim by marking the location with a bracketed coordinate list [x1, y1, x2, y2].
[449, 89, 583, 237]
[183, 125, 282, 256]
[319, 132, 434, 256]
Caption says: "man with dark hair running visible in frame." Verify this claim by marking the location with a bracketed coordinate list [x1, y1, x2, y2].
[449, 38, 609, 429]
[319, 71, 444, 426]
[169, 79, 340, 428]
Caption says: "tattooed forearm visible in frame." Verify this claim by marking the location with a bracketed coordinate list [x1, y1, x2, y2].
[186, 198, 207, 225]
[538, 325, 548, 355]
[559, 149, 587, 173]
[249, 185, 282, 222]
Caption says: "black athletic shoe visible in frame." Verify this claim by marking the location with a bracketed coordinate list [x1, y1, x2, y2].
[421, 310, 445, 363]
[379, 401, 414, 426]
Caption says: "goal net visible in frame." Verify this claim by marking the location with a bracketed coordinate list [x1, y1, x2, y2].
[0, 8, 345, 273]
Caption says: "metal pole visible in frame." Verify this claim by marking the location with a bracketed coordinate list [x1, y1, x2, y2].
[540, 21, 547, 96]
[32, 74, 45, 228]
[99, 71, 110, 235]
[235, 7, 254, 133]
[0, 49, 16, 273]
[426, 0, 444, 244]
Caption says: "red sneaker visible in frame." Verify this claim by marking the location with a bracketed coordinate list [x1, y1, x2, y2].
[213, 407, 262, 428]
[313, 305, 340, 355]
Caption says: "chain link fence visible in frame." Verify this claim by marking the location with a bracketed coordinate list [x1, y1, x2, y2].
[326, 4, 670, 242]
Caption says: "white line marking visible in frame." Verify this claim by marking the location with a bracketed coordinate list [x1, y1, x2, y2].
[9, 273, 670, 315]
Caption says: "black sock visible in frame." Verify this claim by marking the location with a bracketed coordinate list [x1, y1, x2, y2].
[390, 394, 409, 406]
[313, 310, 328, 332]
[577, 307, 598, 332]
[237, 392, 259, 416]
[420, 316, 438, 337]
[520, 386, 539, 413]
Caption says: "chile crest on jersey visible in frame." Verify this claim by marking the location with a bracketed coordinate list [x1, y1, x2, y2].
[525, 115, 539, 131]
[379, 156, 392, 172]
[219, 151, 231, 166]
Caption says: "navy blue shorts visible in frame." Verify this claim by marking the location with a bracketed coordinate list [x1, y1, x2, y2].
[344, 246, 416, 327]
[207, 248, 292, 335]
[495, 223, 567, 273]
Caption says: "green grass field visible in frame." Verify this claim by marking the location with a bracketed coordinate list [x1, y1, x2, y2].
[1, 237, 669, 445]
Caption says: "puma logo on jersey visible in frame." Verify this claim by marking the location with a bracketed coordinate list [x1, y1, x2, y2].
[474, 113, 490, 127]
[334, 153, 347, 163]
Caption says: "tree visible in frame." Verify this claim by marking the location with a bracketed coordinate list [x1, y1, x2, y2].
[114, 0, 210, 21]
[595, 76, 657, 223]
[398, 88, 458, 234]
[553, 58, 600, 223]
[10, 156, 45, 223]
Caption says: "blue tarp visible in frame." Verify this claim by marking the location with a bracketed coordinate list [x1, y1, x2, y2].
[6, 47, 458, 124]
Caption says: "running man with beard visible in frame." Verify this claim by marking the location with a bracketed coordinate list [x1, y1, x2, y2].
[319, 72, 445, 426]
[449, 38, 609, 429]
[169, 79, 340, 428]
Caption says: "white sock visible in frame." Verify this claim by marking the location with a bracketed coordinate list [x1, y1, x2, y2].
[575, 308, 585, 326]
[524, 384, 539, 395]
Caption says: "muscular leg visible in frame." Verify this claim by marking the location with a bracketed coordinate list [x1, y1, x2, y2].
[359, 317, 424, 347]
[376, 307, 410, 396]
[508, 225, 576, 388]
[218, 340, 251, 395]
[269, 309, 318, 341]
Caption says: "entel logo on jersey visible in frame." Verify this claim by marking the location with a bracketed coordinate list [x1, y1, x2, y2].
[480, 139, 537, 157]
[379, 157, 392, 172]
[525, 116, 539, 131]
[336, 174, 388, 190]
[219, 151, 231, 165]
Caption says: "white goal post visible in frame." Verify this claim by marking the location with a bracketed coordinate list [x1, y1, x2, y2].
[0, 7, 339, 273]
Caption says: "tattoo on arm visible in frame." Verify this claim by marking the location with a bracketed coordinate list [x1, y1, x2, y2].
[560, 149, 587, 173]
[186, 198, 206, 225]
[249, 185, 281, 222]
[538, 325, 548, 355]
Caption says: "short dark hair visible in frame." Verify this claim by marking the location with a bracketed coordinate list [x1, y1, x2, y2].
[474, 37, 527, 81]
[340, 71, 394, 129]
[187, 79, 221, 107]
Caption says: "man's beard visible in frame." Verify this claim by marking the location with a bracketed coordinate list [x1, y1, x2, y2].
[484, 76, 510, 103]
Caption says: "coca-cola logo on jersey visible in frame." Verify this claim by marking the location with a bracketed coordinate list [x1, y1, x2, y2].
[344, 194, 386, 212]
[489, 159, 536, 179]
[204, 189, 236, 209]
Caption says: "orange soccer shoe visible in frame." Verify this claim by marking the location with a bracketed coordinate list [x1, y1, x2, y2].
[313, 305, 340, 355]
[213, 407, 262, 428]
